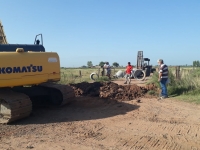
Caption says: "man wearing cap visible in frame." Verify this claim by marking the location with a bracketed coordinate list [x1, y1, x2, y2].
[157, 59, 168, 100]
[124, 62, 133, 84]
[103, 62, 111, 80]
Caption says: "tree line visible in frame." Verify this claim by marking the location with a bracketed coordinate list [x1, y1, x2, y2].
[86, 61, 120, 68]
[193, 60, 200, 67]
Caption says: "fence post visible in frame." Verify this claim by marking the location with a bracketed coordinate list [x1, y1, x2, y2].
[79, 70, 82, 78]
[175, 66, 180, 79]
[98, 68, 100, 78]
[101, 68, 104, 76]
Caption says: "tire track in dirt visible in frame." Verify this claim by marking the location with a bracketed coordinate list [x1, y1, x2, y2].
[62, 98, 200, 150]
[92, 122, 199, 150]
[1, 97, 200, 150]
[69, 98, 200, 150]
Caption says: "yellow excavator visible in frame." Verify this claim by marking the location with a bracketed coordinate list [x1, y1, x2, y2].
[0, 22, 75, 124]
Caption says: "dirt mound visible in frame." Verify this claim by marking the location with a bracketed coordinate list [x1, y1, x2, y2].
[69, 82, 102, 97]
[69, 82, 157, 101]
[99, 82, 148, 100]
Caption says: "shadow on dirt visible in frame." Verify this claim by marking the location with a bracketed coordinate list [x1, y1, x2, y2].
[11, 97, 140, 125]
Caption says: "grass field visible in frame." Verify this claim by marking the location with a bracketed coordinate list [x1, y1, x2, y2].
[58, 68, 124, 84]
[58, 67, 200, 104]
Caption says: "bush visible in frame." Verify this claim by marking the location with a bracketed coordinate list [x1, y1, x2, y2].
[191, 69, 200, 77]
[96, 76, 110, 82]
[147, 68, 200, 96]
[147, 90, 157, 95]
[146, 71, 160, 88]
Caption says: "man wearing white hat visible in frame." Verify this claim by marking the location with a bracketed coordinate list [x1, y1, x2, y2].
[157, 59, 168, 100]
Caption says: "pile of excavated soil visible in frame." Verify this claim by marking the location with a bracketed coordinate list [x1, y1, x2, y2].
[69, 82, 157, 101]
[69, 82, 102, 97]
[100, 82, 147, 100]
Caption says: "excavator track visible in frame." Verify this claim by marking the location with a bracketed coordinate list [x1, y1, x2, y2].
[0, 89, 32, 124]
[39, 82, 75, 106]
[0, 83, 75, 124]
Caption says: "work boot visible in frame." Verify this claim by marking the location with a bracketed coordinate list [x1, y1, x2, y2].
[157, 97, 162, 100]
[160, 95, 168, 98]
[124, 81, 127, 84]
[157, 96, 167, 100]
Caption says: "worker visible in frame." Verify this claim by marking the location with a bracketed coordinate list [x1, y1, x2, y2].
[103, 62, 111, 80]
[157, 59, 168, 100]
[124, 62, 133, 84]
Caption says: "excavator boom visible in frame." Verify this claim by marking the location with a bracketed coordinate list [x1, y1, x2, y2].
[0, 21, 8, 44]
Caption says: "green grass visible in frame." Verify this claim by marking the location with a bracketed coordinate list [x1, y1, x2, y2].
[147, 67, 200, 104]
[58, 68, 122, 84]
[174, 94, 200, 104]
[146, 71, 160, 87]
[147, 90, 157, 96]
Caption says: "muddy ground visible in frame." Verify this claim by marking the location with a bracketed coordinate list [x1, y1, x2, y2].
[0, 79, 200, 150]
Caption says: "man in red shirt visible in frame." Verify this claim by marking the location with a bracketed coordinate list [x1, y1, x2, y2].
[124, 62, 133, 84]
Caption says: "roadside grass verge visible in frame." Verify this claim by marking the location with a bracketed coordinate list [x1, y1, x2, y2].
[173, 94, 200, 104]
[147, 68, 200, 104]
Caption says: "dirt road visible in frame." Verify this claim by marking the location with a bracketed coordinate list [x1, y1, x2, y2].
[1, 94, 200, 150]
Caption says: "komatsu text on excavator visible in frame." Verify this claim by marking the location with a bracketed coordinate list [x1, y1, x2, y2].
[0, 25, 75, 124]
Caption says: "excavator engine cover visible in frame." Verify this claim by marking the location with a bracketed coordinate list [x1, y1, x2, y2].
[0, 44, 45, 52]
[0, 51, 60, 87]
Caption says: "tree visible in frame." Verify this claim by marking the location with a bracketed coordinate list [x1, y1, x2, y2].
[193, 61, 197, 67]
[197, 61, 200, 67]
[193, 60, 200, 67]
[99, 61, 105, 67]
[113, 62, 119, 67]
[81, 65, 87, 68]
[87, 61, 93, 67]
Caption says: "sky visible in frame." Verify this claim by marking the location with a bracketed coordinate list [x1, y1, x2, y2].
[0, 0, 200, 67]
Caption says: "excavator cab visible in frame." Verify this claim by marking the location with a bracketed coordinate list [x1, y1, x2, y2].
[0, 34, 45, 52]
[34, 34, 43, 45]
